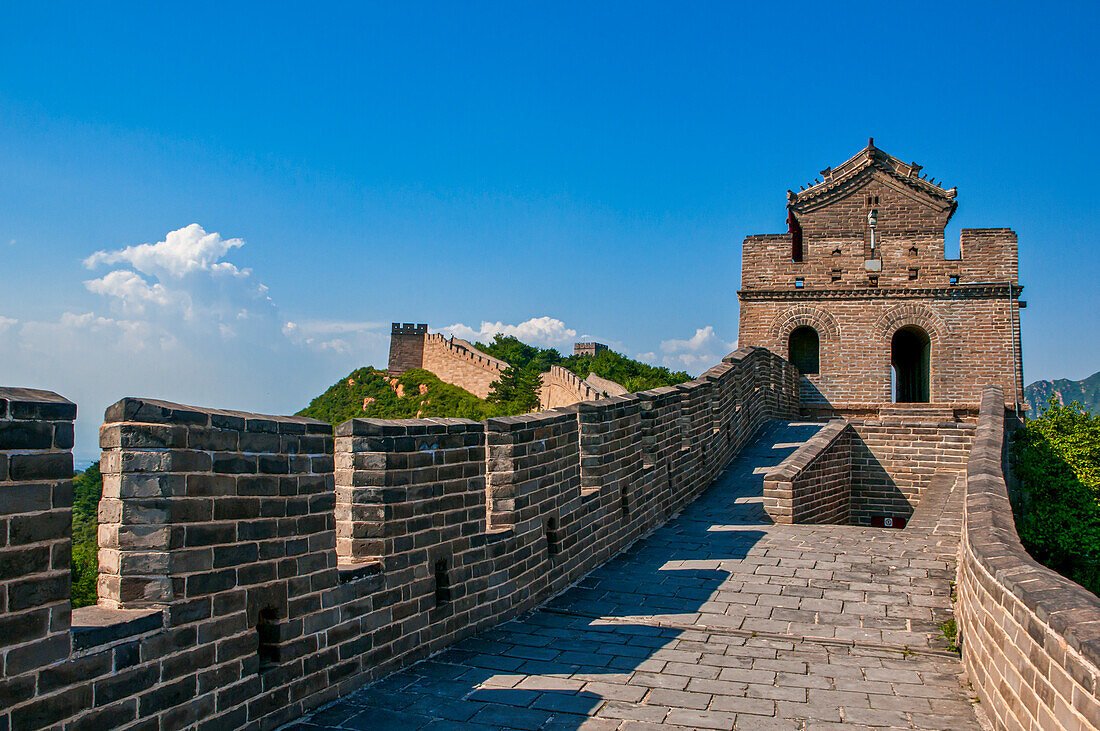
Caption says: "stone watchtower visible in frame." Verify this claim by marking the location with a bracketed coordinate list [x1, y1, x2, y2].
[574, 341, 608, 358]
[738, 140, 1024, 415]
[387, 322, 427, 376]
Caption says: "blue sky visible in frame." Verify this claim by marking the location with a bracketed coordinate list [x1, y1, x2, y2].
[1, 2, 1097, 462]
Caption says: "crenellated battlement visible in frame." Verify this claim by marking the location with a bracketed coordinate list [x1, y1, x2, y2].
[423, 332, 508, 372]
[0, 347, 800, 730]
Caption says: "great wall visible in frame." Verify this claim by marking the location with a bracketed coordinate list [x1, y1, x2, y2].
[387, 323, 631, 409]
[2, 141, 1097, 731]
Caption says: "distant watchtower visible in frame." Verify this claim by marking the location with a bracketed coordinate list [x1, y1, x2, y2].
[574, 342, 608, 358]
[387, 323, 427, 376]
[737, 140, 1024, 414]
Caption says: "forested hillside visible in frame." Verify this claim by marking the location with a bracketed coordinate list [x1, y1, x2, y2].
[298, 336, 693, 425]
[1026, 370, 1100, 416]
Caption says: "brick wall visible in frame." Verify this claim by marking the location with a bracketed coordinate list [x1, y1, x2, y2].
[538, 365, 603, 410]
[958, 386, 1100, 730]
[762, 407, 974, 527]
[0, 388, 77, 727]
[763, 419, 852, 524]
[0, 346, 800, 730]
[420, 334, 506, 399]
[849, 407, 975, 525]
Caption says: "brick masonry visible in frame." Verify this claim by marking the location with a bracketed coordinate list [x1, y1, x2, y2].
[958, 386, 1100, 730]
[762, 407, 975, 527]
[538, 365, 604, 410]
[738, 141, 1025, 413]
[0, 346, 800, 731]
[0, 387, 77, 727]
[763, 418, 852, 524]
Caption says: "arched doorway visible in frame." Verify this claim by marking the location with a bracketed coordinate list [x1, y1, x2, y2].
[788, 326, 819, 375]
[891, 326, 930, 402]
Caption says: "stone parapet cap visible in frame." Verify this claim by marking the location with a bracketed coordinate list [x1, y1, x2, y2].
[763, 419, 848, 482]
[0, 386, 77, 421]
[336, 417, 481, 437]
[104, 396, 330, 433]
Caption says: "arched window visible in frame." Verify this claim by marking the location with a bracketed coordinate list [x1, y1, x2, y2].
[892, 326, 931, 403]
[788, 326, 819, 375]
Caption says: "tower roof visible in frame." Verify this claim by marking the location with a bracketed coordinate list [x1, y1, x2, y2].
[786, 139, 957, 213]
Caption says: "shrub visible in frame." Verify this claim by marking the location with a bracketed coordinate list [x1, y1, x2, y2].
[71, 461, 102, 608]
[1011, 398, 1100, 594]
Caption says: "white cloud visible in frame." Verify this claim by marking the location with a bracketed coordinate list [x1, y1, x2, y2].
[2, 224, 392, 464]
[440, 316, 577, 348]
[282, 319, 386, 355]
[84, 270, 176, 315]
[84, 223, 247, 279]
[659, 326, 737, 372]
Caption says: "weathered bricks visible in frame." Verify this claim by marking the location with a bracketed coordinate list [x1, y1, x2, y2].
[958, 386, 1100, 730]
[0, 386, 75, 724]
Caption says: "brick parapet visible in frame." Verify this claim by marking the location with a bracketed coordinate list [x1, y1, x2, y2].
[96, 398, 336, 611]
[420, 334, 507, 399]
[957, 386, 1100, 730]
[538, 364, 603, 410]
[0, 351, 800, 729]
[0, 387, 77, 714]
[763, 419, 852, 524]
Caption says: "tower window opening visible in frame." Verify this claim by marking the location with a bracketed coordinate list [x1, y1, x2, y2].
[433, 558, 451, 604]
[256, 607, 280, 673]
[891, 326, 931, 403]
[788, 326, 820, 375]
[788, 209, 803, 262]
[545, 517, 559, 556]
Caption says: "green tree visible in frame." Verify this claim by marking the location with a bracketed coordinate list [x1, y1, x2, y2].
[71, 461, 103, 608]
[1012, 398, 1100, 594]
[487, 364, 541, 412]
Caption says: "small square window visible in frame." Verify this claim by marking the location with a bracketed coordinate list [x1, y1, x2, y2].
[908, 268, 919, 280]
[949, 274, 960, 285]
[869, 275, 879, 286]
[794, 278, 805, 289]
[831, 268, 842, 282]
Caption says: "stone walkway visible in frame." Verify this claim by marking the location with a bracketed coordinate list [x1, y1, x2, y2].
[290, 422, 981, 730]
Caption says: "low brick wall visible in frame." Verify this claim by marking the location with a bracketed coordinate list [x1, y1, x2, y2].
[763, 419, 852, 524]
[957, 385, 1100, 730]
[849, 408, 975, 525]
[0, 346, 800, 731]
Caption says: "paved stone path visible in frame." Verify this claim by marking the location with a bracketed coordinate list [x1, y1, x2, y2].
[291, 422, 981, 730]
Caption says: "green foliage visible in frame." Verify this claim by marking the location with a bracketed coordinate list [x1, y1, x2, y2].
[1012, 398, 1100, 594]
[486, 364, 541, 412]
[940, 618, 959, 654]
[301, 337, 695, 426]
[476, 334, 691, 396]
[562, 349, 691, 394]
[71, 461, 102, 608]
[297, 366, 520, 424]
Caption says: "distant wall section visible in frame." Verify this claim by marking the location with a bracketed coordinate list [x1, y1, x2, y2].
[386, 324, 507, 399]
[421, 334, 506, 399]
